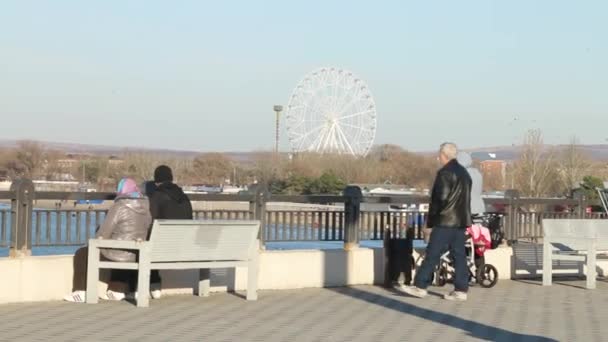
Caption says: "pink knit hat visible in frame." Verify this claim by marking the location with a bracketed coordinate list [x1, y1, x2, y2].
[116, 178, 142, 198]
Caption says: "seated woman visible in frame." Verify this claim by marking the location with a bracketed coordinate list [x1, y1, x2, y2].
[64, 178, 152, 302]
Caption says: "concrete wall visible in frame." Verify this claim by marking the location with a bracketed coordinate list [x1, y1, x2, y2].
[2, 244, 584, 305]
[0, 247, 386, 304]
[0, 256, 75, 304]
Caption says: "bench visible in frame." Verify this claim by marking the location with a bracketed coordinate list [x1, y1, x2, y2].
[542, 219, 608, 289]
[86, 219, 261, 307]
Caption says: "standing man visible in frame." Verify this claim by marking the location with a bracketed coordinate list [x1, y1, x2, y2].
[148, 165, 194, 299]
[401, 142, 472, 301]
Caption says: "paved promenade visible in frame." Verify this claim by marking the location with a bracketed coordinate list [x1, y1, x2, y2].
[0, 280, 606, 341]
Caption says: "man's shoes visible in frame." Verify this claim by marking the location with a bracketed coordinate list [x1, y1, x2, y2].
[398, 285, 428, 298]
[151, 283, 162, 299]
[444, 291, 468, 301]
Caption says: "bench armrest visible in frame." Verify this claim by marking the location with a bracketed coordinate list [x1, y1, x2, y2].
[89, 238, 148, 250]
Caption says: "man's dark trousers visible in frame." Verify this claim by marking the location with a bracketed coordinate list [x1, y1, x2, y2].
[414, 226, 469, 292]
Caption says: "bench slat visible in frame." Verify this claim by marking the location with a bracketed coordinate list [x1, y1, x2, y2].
[98, 261, 139, 270]
[149, 220, 260, 263]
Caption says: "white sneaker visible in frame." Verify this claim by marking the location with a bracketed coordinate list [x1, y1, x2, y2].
[391, 282, 403, 292]
[398, 286, 428, 298]
[63, 291, 86, 303]
[151, 283, 162, 299]
[106, 290, 126, 301]
[127, 292, 152, 300]
[444, 291, 468, 301]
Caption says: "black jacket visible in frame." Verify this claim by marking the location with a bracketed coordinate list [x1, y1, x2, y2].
[427, 159, 472, 229]
[149, 182, 193, 220]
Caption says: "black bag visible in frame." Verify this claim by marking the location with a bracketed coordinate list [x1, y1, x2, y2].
[387, 239, 414, 285]
[486, 214, 504, 249]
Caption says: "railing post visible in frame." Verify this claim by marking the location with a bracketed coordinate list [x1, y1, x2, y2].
[504, 189, 519, 242]
[383, 226, 391, 287]
[343, 186, 362, 251]
[250, 184, 268, 249]
[574, 193, 587, 218]
[10, 179, 34, 257]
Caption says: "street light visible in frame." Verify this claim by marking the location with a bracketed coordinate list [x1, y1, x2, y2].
[273, 105, 283, 154]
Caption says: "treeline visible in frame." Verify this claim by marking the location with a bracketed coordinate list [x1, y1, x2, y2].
[0, 142, 437, 193]
[507, 130, 607, 200]
[0, 130, 606, 197]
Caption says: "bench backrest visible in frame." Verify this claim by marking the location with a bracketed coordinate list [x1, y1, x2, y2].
[148, 220, 260, 263]
[543, 219, 608, 250]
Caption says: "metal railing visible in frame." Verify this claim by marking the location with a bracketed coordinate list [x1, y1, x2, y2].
[359, 211, 428, 240]
[31, 210, 106, 247]
[1, 179, 606, 256]
[512, 211, 607, 241]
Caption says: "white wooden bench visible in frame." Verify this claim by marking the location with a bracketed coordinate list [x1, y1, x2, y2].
[86, 220, 260, 307]
[542, 219, 608, 289]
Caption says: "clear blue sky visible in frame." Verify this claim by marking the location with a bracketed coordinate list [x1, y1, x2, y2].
[1, 1, 606, 152]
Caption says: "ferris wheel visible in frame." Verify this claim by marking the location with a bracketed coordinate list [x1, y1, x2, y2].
[284, 67, 377, 157]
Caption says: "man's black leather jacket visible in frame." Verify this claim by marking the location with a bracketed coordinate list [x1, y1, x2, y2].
[427, 159, 472, 229]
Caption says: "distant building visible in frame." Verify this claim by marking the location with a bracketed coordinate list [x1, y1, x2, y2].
[108, 155, 124, 166]
[48, 173, 77, 181]
[474, 153, 508, 190]
[57, 159, 79, 169]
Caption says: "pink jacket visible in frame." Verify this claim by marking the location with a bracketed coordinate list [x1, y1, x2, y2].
[466, 224, 491, 255]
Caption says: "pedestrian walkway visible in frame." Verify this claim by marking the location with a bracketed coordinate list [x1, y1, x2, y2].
[0, 280, 606, 341]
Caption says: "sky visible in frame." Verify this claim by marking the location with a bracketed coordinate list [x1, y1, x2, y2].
[1, 0, 607, 152]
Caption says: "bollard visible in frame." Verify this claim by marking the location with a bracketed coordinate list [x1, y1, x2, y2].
[10, 179, 34, 257]
[504, 189, 520, 242]
[250, 183, 268, 249]
[343, 186, 362, 251]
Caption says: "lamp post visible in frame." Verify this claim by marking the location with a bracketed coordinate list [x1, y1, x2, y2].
[273, 105, 283, 154]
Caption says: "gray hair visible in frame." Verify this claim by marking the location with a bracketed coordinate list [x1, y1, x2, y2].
[439, 142, 458, 160]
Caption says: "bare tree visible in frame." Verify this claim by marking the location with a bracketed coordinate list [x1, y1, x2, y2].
[169, 157, 194, 184]
[366, 145, 437, 187]
[556, 136, 592, 195]
[43, 150, 68, 180]
[191, 153, 234, 185]
[12, 141, 46, 178]
[0, 148, 13, 179]
[510, 129, 559, 197]
[250, 151, 287, 184]
[119, 151, 164, 182]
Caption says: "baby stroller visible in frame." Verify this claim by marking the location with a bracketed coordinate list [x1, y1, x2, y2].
[418, 214, 501, 288]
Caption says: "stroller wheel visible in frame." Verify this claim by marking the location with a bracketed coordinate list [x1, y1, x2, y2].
[478, 264, 499, 288]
